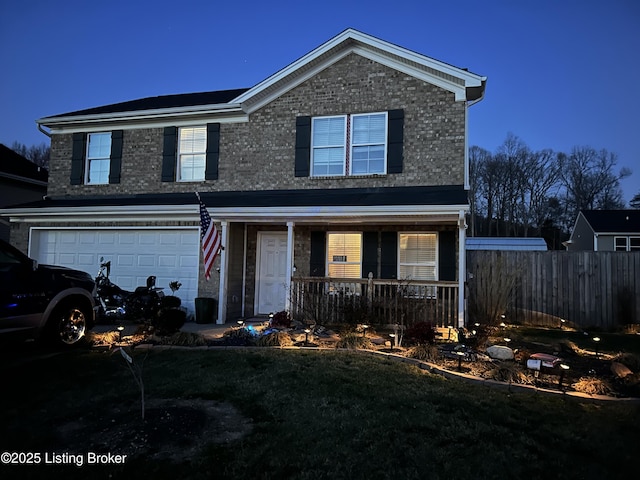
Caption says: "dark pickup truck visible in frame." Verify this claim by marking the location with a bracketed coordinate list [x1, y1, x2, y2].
[0, 239, 95, 347]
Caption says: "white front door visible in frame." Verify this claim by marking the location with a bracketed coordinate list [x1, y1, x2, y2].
[256, 232, 288, 315]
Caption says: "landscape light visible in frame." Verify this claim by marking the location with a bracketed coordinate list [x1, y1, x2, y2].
[362, 324, 369, 337]
[559, 363, 570, 389]
[116, 325, 125, 341]
[593, 337, 601, 358]
[456, 350, 466, 371]
[237, 320, 244, 328]
[304, 328, 311, 344]
[389, 333, 395, 351]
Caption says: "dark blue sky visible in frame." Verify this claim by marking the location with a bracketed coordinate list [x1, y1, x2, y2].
[1, 0, 638, 201]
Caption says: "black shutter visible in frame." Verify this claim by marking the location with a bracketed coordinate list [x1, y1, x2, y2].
[162, 126, 177, 182]
[70, 133, 86, 185]
[438, 231, 457, 281]
[108, 130, 123, 184]
[295, 116, 311, 177]
[205, 123, 220, 180]
[309, 231, 326, 276]
[362, 232, 378, 279]
[380, 231, 397, 279]
[387, 109, 404, 174]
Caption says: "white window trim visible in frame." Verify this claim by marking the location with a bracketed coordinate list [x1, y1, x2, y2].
[177, 126, 207, 182]
[616, 236, 640, 251]
[85, 132, 111, 185]
[311, 112, 388, 177]
[326, 231, 363, 279]
[311, 115, 347, 177]
[397, 232, 439, 281]
[349, 112, 388, 176]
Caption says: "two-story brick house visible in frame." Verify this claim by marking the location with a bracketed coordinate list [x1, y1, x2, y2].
[3, 29, 486, 326]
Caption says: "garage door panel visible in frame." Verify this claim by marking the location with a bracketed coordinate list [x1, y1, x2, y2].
[31, 228, 200, 315]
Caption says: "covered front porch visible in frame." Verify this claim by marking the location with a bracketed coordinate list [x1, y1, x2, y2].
[210, 187, 469, 328]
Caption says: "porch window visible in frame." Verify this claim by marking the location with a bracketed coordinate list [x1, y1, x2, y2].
[398, 233, 437, 281]
[86, 132, 112, 184]
[178, 126, 207, 181]
[311, 112, 387, 176]
[327, 233, 362, 278]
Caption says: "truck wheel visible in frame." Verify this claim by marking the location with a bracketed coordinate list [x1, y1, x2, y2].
[47, 303, 89, 347]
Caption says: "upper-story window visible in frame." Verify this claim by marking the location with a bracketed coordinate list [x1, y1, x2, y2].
[311, 112, 387, 177]
[86, 132, 112, 184]
[178, 127, 207, 181]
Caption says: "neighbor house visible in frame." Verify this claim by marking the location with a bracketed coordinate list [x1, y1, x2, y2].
[1, 29, 486, 327]
[0, 144, 48, 242]
[566, 210, 640, 251]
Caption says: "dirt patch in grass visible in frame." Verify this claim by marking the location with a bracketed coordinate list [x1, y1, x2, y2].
[57, 397, 252, 462]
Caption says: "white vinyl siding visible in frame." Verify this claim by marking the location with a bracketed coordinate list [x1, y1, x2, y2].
[86, 132, 111, 184]
[327, 233, 362, 278]
[178, 126, 206, 181]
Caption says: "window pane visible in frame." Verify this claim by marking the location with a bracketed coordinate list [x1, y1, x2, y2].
[630, 237, 640, 250]
[88, 159, 110, 184]
[313, 117, 345, 146]
[180, 154, 206, 181]
[88, 133, 112, 159]
[327, 233, 362, 279]
[312, 146, 345, 176]
[399, 233, 437, 281]
[352, 113, 386, 144]
[179, 127, 207, 154]
[615, 237, 628, 251]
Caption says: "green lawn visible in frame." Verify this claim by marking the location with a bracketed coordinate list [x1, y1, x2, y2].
[1, 347, 638, 479]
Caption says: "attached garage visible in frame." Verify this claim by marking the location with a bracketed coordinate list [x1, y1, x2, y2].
[29, 227, 200, 314]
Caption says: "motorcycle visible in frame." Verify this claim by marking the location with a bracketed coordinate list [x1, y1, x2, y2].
[95, 257, 165, 323]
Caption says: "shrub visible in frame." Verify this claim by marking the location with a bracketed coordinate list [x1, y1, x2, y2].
[406, 321, 436, 345]
[572, 377, 613, 396]
[270, 311, 291, 329]
[256, 331, 293, 347]
[406, 344, 439, 362]
[161, 295, 182, 309]
[485, 362, 532, 384]
[154, 308, 186, 336]
[336, 332, 373, 350]
[161, 331, 207, 347]
[222, 327, 255, 346]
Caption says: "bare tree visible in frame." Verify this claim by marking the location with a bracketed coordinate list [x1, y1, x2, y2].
[630, 191, 640, 209]
[558, 146, 630, 228]
[10, 141, 50, 169]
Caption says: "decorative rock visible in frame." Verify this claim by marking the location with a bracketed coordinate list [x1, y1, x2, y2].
[369, 336, 386, 346]
[486, 345, 515, 361]
[611, 362, 633, 379]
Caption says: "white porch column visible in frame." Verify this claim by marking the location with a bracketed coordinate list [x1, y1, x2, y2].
[458, 210, 467, 328]
[285, 221, 295, 312]
[217, 220, 229, 325]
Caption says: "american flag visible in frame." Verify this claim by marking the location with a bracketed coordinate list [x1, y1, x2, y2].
[197, 194, 221, 281]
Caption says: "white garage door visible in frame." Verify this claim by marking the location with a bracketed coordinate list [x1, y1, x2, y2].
[30, 228, 200, 315]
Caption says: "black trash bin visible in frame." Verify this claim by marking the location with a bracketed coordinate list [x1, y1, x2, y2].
[195, 297, 217, 324]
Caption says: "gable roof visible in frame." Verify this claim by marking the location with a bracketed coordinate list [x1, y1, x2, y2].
[0, 144, 48, 184]
[56, 89, 250, 118]
[37, 29, 486, 129]
[580, 210, 640, 234]
[233, 28, 487, 113]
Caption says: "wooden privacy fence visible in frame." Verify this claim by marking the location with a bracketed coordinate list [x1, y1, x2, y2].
[467, 251, 640, 330]
[290, 275, 459, 327]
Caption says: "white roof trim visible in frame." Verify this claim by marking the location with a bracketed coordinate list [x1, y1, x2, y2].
[232, 28, 486, 110]
[2, 203, 468, 225]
